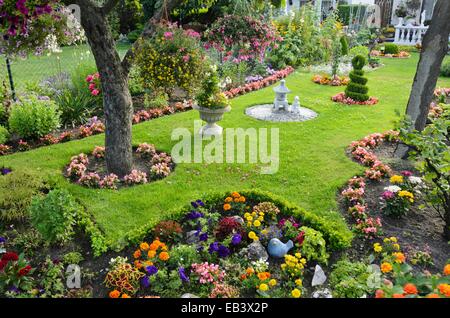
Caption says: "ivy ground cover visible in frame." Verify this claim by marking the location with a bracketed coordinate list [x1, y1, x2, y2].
[1, 53, 450, 249]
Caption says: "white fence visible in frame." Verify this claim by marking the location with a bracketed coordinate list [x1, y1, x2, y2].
[393, 19, 428, 46]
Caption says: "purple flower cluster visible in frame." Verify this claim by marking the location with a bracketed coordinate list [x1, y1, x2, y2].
[0, 167, 12, 175]
[231, 233, 242, 245]
[186, 210, 204, 220]
[178, 267, 189, 282]
[208, 242, 231, 258]
[191, 200, 205, 208]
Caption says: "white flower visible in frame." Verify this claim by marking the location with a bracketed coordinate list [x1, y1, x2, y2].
[408, 176, 423, 185]
[384, 185, 401, 193]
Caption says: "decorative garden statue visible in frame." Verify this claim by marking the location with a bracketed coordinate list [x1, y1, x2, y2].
[292, 96, 301, 113]
[267, 238, 294, 258]
[273, 80, 291, 111]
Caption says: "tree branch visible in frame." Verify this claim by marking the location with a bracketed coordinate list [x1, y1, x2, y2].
[102, 0, 120, 15]
[121, 0, 182, 75]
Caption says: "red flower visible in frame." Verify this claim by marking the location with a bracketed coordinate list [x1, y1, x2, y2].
[295, 231, 305, 246]
[2, 252, 19, 262]
[18, 265, 32, 277]
[0, 260, 8, 271]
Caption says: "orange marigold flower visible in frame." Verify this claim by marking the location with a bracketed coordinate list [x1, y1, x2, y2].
[149, 242, 159, 251]
[140, 242, 150, 251]
[426, 293, 440, 298]
[109, 290, 120, 298]
[240, 274, 247, 280]
[159, 251, 170, 261]
[223, 204, 231, 211]
[403, 283, 418, 295]
[381, 262, 393, 273]
[148, 250, 156, 258]
[134, 260, 142, 269]
[121, 293, 131, 298]
[392, 294, 405, 298]
[246, 268, 255, 275]
[239, 196, 246, 203]
[234, 198, 240, 203]
[437, 284, 450, 297]
[231, 192, 240, 198]
[225, 197, 233, 203]
[133, 249, 141, 259]
[375, 289, 385, 298]
[443, 264, 450, 276]
[393, 252, 406, 264]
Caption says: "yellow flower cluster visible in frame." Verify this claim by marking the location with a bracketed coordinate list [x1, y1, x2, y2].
[390, 175, 404, 184]
[373, 243, 383, 253]
[398, 190, 414, 203]
[244, 210, 265, 228]
[281, 253, 307, 277]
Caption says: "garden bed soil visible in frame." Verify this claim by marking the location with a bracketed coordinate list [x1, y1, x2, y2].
[339, 141, 450, 272]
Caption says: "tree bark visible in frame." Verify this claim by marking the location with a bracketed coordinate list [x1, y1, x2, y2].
[75, 0, 133, 177]
[395, 0, 450, 158]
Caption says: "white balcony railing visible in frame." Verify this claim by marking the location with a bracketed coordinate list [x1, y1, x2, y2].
[393, 18, 428, 46]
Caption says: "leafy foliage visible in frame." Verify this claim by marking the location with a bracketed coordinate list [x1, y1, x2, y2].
[299, 226, 329, 264]
[330, 259, 373, 298]
[345, 55, 369, 102]
[30, 189, 80, 244]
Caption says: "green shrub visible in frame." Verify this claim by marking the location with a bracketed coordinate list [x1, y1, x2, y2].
[0, 170, 47, 222]
[440, 58, 450, 77]
[54, 88, 101, 127]
[345, 55, 370, 101]
[62, 252, 84, 265]
[329, 259, 374, 298]
[384, 43, 399, 55]
[167, 244, 202, 269]
[0, 125, 9, 144]
[349, 45, 369, 59]
[340, 36, 349, 56]
[8, 96, 60, 139]
[299, 226, 329, 264]
[30, 189, 80, 244]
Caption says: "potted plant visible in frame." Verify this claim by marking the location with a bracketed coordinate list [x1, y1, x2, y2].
[194, 65, 231, 136]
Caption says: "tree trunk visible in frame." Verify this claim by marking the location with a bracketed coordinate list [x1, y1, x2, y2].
[445, 207, 450, 240]
[395, 0, 450, 158]
[77, 2, 133, 177]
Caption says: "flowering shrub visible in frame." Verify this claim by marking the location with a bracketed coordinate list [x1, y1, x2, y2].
[124, 170, 148, 185]
[205, 15, 280, 63]
[92, 146, 105, 159]
[86, 73, 101, 97]
[0, 251, 34, 294]
[78, 117, 105, 138]
[381, 175, 416, 218]
[135, 21, 207, 97]
[78, 172, 102, 188]
[136, 143, 156, 158]
[150, 163, 171, 179]
[99, 174, 120, 190]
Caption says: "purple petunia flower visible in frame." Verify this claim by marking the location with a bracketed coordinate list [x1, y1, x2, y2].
[0, 237, 6, 244]
[217, 245, 231, 258]
[199, 233, 208, 242]
[178, 267, 189, 283]
[186, 210, 204, 220]
[145, 265, 158, 276]
[0, 167, 12, 175]
[141, 276, 150, 288]
[231, 233, 242, 245]
[208, 242, 219, 254]
[196, 199, 205, 207]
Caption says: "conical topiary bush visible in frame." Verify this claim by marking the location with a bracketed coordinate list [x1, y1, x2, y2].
[345, 55, 369, 102]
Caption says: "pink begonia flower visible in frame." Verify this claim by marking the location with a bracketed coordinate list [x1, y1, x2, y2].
[89, 83, 96, 90]
[182, 55, 190, 62]
[86, 75, 93, 82]
[91, 89, 100, 96]
[164, 32, 173, 39]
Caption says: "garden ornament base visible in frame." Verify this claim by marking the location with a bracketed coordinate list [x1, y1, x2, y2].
[193, 104, 231, 137]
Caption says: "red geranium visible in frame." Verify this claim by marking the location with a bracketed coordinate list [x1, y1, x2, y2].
[1, 252, 19, 262]
[18, 265, 32, 277]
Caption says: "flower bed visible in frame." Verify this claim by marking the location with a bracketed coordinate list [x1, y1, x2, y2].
[370, 50, 411, 59]
[223, 67, 295, 98]
[64, 143, 174, 189]
[312, 74, 349, 86]
[331, 92, 379, 105]
[103, 190, 348, 298]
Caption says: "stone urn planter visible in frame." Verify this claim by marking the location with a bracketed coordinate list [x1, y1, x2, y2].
[193, 104, 231, 137]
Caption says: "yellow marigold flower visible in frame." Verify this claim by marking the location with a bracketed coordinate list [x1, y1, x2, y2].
[140, 242, 150, 251]
[390, 237, 397, 243]
[373, 243, 382, 253]
[244, 213, 250, 218]
[383, 238, 391, 243]
[247, 222, 252, 227]
[291, 288, 301, 298]
[381, 262, 393, 273]
[390, 175, 404, 184]
[246, 215, 253, 221]
[392, 244, 400, 251]
[259, 283, 269, 292]
[295, 253, 302, 259]
[295, 279, 302, 286]
[248, 231, 257, 240]
[254, 220, 261, 227]
[133, 249, 141, 259]
[269, 279, 277, 287]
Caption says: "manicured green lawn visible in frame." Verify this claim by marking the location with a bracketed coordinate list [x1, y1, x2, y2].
[0, 43, 130, 89]
[2, 53, 450, 248]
